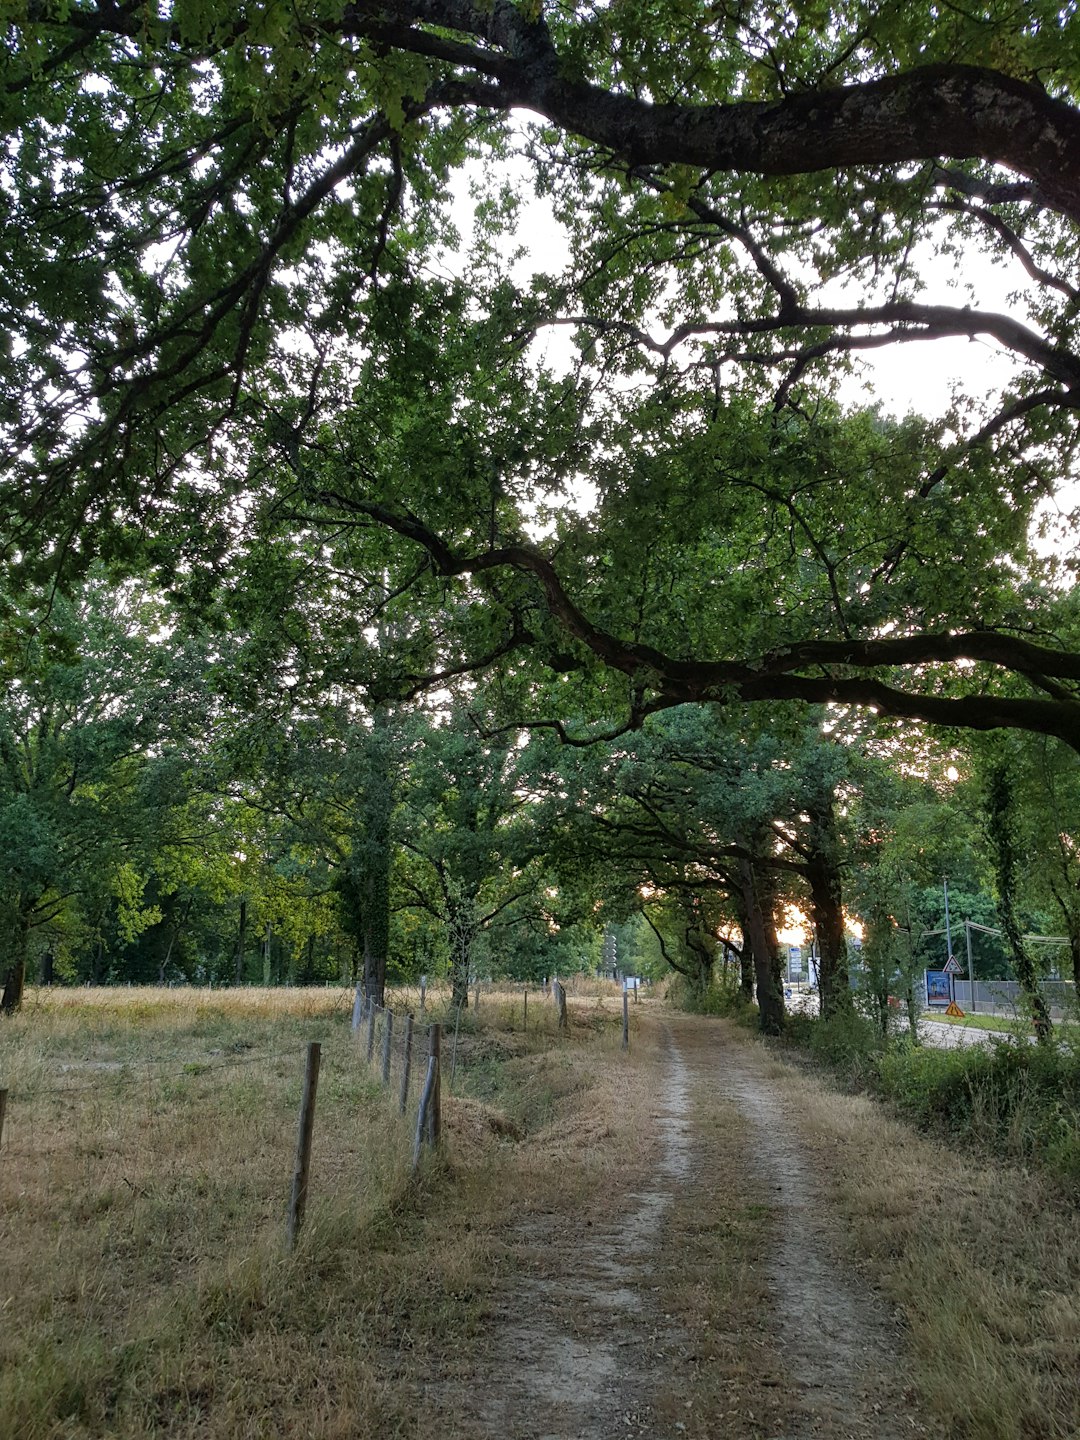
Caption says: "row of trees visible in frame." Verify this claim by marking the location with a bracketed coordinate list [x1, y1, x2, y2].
[1, 1, 1079, 1037]
[3, 576, 1076, 1039]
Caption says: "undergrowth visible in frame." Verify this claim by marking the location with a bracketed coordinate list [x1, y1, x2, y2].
[669, 974, 759, 1027]
[781, 1008, 1080, 1193]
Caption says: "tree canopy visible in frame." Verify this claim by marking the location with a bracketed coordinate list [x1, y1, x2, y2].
[1, 0, 1079, 751]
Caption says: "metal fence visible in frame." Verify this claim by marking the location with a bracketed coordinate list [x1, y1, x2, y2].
[951, 978, 1076, 1019]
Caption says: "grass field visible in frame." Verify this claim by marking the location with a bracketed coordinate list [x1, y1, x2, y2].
[3, 985, 1079, 1439]
[0, 982, 636, 1439]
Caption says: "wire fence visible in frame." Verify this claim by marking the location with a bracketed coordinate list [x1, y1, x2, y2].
[0, 976, 616, 1251]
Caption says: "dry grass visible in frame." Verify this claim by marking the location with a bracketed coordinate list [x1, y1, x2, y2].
[0, 983, 643, 1440]
[755, 1032, 1080, 1439]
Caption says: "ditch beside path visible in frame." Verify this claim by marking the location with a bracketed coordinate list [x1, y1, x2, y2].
[445, 1014, 931, 1440]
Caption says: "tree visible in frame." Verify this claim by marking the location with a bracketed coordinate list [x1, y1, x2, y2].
[0, 579, 198, 1007]
[1005, 736, 1080, 995]
[984, 754, 1055, 1042]
[395, 707, 547, 1006]
[2, 1, 1079, 758]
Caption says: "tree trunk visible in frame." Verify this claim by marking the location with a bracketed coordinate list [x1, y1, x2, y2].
[361, 704, 393, 1007]
[0, 911, 29, 1013]
[448, 913, 473, 1010]
[987, 763, 1053, 1043]
[729, 891, 756, 1001]
[737, 856, 785, 1034]
[262, 920, 273, 986]
[806, 798, 852, 1020]
[159, 895, 192, 984]
[234, 895, 248, 985]
[684, 925, 715, 998]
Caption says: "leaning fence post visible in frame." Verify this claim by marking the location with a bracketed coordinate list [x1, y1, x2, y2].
[428, 1022, 442, 1147]
[399, 1013, 414, 1115]
[556, 980, 568, 1031]
[366, 1003, 377, 1064]
[381, 1008, 394, 1086]
[286, 1042, 321, 1250]
[413, 1057, 437, 1171]
[622, 988, 629, 1051]
[351, 983, 363, 1034]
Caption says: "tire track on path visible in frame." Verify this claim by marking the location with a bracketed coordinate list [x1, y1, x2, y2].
[444, 1014, 930, 1440]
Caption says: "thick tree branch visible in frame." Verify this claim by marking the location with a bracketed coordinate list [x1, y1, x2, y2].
[310, 490, 1080, 749]
[22, 8, 1080, 222]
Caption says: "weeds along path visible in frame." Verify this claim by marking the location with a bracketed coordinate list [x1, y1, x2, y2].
[446, 1012, 928, 1440]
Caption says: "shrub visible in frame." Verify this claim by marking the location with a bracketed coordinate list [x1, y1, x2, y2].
[873, 1036, 1080, 1194]
[669, 974, 758, 1027]
[805, 1008, 885, 1084]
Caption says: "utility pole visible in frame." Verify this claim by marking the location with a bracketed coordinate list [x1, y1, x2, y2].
[943, 877, 956, 1007]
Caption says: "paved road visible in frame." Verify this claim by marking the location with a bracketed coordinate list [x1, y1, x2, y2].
[918, 1017, 1015, 1048]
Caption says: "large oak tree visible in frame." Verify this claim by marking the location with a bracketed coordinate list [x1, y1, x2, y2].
[1, 0, 1079, 748]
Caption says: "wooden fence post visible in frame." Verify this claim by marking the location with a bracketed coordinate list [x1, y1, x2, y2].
[413, 1057, 437, 1171]
[399, 1013, 414, 1114]
[473, 984, 480, 1013]
[556, 980, 568, 1031]
[366, 1003, 377, 1064]
[419, 974, 427, 1011]
[428, 1022, 442, 1147]
[523, 988, 527, 1036]
[0, 1087, 7, 1153]
[381, 1008, 394, 1086]
[351, 983, 363, 1034]
[286, 1042, 321, 1250]
[622, 988, 629, 1051]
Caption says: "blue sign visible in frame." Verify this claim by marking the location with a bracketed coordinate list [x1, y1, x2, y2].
[925, 970, 951, 1007]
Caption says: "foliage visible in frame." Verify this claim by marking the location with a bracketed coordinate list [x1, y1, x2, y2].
[2, 0, 1080, 753]
[875, 1036, 1080, 1193]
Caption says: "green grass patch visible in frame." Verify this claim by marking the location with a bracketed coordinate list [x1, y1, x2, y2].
[777, 1008, 1080, 1194]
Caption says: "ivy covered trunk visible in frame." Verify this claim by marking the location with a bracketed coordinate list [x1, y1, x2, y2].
[737, 857, 785, 1034]
[447, 917, 473, 1010]
[987, 762, 1053, 1044]
[360, 705, 394, 1008]
[684, 926, 715, 999]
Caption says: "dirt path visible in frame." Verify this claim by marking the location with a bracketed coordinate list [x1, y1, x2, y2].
[444, 1015, 931, 1440]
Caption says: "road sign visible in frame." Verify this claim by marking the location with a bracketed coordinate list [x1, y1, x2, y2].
[944, 1001, 966, 1017]
[943, 955, 963, 975]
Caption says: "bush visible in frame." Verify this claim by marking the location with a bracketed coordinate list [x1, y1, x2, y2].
[669, 974, 758, 1027]
[794, 1007, 886, 1086]
[873, 1035, 1080, 1194]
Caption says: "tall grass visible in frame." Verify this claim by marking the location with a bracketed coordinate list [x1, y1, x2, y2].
[0, 983, 636, 1440]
